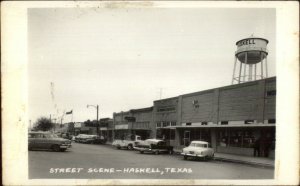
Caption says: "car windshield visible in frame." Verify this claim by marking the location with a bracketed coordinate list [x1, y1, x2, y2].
[195, 143, 207, 148]
[190, 143, 207, 148]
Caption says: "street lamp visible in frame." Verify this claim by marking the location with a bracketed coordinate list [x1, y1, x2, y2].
[87, 104, 99, 136]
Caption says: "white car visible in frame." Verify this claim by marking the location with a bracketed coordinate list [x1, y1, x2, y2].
[181, 141, 214, 161]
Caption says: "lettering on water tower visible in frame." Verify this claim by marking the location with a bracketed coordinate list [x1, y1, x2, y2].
[237, 39, 256, 47]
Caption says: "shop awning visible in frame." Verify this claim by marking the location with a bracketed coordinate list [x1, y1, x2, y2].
[162, 124, 276, 129]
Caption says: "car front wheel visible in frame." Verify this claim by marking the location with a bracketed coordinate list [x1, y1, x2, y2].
[183, 155, 187, 160]
[52, 145, 61, 152]
[127, 144, 133, 150]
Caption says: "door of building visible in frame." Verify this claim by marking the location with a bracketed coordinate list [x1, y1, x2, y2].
[183, 130, 190, 146]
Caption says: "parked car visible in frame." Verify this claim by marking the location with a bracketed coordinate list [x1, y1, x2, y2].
[112, 134, 141, 150]
[74, 134, 90, 143]
[82, 135, 106, 144]
[134, 139, 173, 155]
[28, 131, 72, 152]
[181, 141, 214, 160]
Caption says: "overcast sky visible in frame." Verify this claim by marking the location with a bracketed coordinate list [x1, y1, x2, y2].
[28, 8, 276, 123]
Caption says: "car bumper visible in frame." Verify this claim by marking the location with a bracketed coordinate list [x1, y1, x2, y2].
[181, 153, 205, 157]
[134, 147, 153, 152]
[60, 144, 72, 149]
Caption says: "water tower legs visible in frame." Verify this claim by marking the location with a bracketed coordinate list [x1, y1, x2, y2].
[248, 64, 253, 81]
[254, 64, 257, 80]
[265, 55, 268, 78]
[232, 56, 238, 84]
[260, 52, 264, 79]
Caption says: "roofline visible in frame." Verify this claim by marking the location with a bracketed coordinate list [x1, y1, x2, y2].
[130, 106, 153, 113]
[153, 96, 179, 103]
[114, 106, 153, 115]
[181, 76, 276, 98]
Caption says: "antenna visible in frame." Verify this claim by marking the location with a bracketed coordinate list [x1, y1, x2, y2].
[159, 88, 163, 99]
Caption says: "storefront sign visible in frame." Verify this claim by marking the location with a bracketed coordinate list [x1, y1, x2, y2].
[74, 122, 82, 128]
[115, 124, 128, 129]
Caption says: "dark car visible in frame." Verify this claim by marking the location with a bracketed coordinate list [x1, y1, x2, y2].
[28, 131, 72, 152]
[134, 139, 173, 154]
[82, 135, 106, 144]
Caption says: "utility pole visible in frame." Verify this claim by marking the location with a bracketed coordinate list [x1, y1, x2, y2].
[87, 104, 99, 136]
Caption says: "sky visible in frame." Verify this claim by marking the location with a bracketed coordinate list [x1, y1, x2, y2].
[28, 8, 276, 123]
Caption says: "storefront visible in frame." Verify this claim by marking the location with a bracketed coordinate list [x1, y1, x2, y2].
[113, 107, 154, 140]
[215, 126, 275, 158]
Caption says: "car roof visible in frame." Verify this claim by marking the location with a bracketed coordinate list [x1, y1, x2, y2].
[190, 141, 209, 144]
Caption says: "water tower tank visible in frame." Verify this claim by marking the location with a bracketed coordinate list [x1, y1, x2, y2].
[232, 37, 269, 84]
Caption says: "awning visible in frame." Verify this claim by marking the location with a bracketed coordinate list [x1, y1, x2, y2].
[163, 124, 276, 129]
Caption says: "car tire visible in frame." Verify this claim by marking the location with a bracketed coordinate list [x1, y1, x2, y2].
[117, 146, 121, 149]
[60, 148, 66, 152]
[140, 151, 144, 154]
[183, 155, 187, 160]
[127, 144, 133, 150]
[52, 145, 60, 152]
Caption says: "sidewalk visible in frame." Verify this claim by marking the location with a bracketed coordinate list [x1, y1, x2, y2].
[173, 148, 274, 168]
[214, 152, 274, 168]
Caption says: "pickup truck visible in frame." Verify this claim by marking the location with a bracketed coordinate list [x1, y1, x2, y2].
[112, 135, 141, 150]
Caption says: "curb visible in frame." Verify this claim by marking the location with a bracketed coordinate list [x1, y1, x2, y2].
[213, 157, 274, 168]
[174, 151, 274, 168]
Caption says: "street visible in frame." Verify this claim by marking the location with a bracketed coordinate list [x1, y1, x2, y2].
[29, 143, 274, 179]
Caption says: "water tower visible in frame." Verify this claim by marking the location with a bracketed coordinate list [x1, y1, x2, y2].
[232, 36, 269, 84]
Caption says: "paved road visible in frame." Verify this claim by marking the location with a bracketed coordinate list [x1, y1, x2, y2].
[29, 143, 274, 179]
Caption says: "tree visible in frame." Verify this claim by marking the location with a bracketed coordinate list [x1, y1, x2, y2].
[33, 117, 54, 131]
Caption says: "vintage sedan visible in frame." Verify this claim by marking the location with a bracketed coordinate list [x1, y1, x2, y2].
[28, 131, 72, 152]
[82, 135, 106, 144]
[134, 139, 173, 155]
[181, 141, 214, 160]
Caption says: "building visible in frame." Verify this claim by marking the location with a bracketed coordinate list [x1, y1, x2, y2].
[73, 122, 97, 135]
[154, 77, 276, 158]
[99, 118, 114, 142]
[113, 107, 154, 140]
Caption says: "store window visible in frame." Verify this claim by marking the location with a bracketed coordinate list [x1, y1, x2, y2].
[266, 90, 276, 96]
[157, 107, 176, 112]
[221, 121, 228, 125]
[217, 129, 255, 148]
[171, 122, 176, 126]
[156, 122, 162, 128]
[268, 119, 276, 124]
[201, 122, 208, 125]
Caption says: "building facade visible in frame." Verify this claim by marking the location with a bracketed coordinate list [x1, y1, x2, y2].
[113, 107, 154, 140]
[99, 118, 114, 143]
[110, 77, 275, 158]
[152, 77, 276, 158]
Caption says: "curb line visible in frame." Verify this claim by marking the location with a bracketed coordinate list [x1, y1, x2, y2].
[213, 157, 274, 168]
